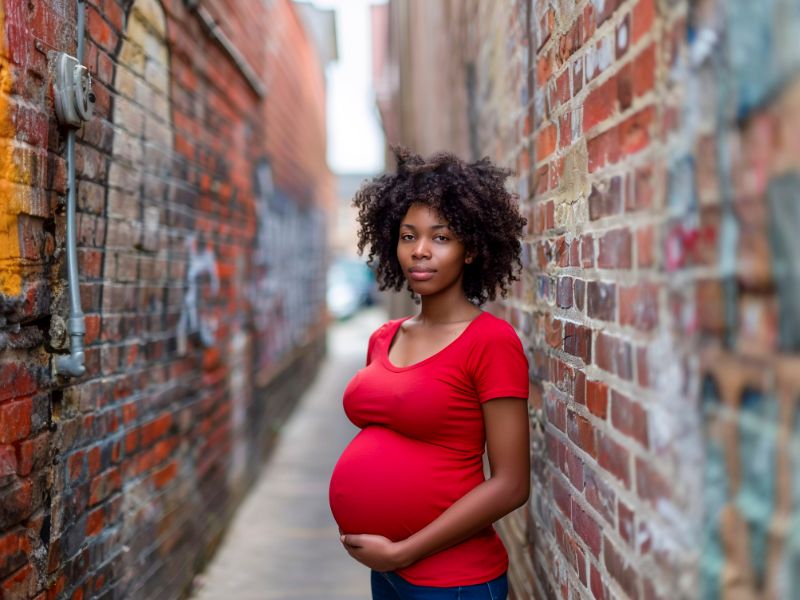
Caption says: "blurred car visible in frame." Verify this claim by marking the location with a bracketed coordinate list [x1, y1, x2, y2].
[327, 257, 378, 319]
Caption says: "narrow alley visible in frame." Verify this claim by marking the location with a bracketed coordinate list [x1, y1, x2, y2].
[190, 309, 384, 600]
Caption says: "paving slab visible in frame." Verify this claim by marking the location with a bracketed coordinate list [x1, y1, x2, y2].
[191, 308, 385, 600]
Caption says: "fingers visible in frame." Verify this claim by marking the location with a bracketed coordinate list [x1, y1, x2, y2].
[341, 533, 362, 547]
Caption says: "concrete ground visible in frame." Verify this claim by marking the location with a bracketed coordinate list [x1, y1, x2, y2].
[191, 307, 386, 600]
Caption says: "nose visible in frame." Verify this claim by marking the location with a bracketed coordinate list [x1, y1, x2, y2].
[411, 237, 431, 259]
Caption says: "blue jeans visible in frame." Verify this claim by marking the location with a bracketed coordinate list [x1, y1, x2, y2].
[370, 570, 508, 599]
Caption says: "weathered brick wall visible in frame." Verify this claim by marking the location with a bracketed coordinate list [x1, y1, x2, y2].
[379, 1, 800, 598]
[0, 0, 331, 598]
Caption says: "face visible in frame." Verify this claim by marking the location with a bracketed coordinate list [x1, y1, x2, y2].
[396, 203, 473, 298]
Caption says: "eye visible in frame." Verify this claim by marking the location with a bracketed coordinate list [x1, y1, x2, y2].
[400, 233, 415, 241]
[434, 234, 450, 242]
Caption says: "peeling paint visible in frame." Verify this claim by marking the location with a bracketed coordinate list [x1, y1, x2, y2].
[0, 3, 28, 297]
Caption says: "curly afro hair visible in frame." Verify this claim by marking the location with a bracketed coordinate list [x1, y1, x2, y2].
[352, 146, 527, 305]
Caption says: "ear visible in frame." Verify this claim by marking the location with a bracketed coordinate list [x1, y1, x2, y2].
[465, 252, 476, 264]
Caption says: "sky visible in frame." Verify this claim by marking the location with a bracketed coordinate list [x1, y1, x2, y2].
[307, 0, 387, 175]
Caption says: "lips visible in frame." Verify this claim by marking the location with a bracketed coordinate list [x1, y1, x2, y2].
[408, 266, 435, 281]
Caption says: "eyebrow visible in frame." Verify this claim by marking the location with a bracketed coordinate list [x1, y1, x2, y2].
[399, 223, 449, 230]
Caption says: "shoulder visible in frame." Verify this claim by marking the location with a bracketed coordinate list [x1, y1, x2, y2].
[368, 318, 405, 343]
[473, 311, 520, 339]
[463, 312, 524, 361]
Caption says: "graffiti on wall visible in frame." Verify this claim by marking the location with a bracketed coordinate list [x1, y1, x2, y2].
[177, 233, 220, 354]
[673, 1, 800, 597]
[250, 160, 326, 377]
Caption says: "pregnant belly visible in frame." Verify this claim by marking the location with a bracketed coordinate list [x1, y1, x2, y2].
[329, 426, 484, 541]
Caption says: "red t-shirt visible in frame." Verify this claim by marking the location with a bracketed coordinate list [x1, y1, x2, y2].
[328, 310, 529, 587]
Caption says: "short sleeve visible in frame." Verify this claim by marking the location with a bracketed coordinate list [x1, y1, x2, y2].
[365, 329, 379, 366]
[468, 320, 529, 403]
[365, 322, 389, 366]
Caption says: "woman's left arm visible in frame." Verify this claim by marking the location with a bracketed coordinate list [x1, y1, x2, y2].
[341, 397, 530, 571]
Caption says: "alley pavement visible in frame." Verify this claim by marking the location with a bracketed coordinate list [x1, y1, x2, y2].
[191, 308, 386, 600]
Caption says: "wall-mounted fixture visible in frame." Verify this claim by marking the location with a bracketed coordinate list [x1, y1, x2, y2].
[53, 52, 94, 127]
[52, 0, 93, 378]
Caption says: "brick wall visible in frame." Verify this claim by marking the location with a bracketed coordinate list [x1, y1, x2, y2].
[378, 1, 800, 598]
[0, 0, 332, 598]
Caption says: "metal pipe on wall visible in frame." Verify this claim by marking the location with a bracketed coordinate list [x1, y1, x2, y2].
[55, 0, 87, 377]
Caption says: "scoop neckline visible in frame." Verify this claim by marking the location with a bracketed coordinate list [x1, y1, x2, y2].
[381, 311, 487, 372]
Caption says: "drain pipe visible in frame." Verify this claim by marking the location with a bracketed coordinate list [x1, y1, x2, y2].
[55, 0, 91, 377]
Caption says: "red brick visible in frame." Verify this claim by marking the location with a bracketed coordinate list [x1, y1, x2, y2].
[589, 176, 623, 220]
[537, 123, 557, 161]
[628, 164, 656, 212]
[569, 238, 581, 267]
[140, 414, 173, 447]
[637, 346, 651, 388]
[0, 365, 37, 404]
[635, 457, 672, 506]
[557, 277, 573, 308]
[550, 70, 572, 111]
[152, 461, 177, 489]
[587, 281, 616, 321]
[595, 333, 633, 380]
[87, 446, 102, 477]
[583, 76, 617, 132]
[546, 200, 555, 229]
[537, 9, 555, 51]
[1, 562, 34, 599]
[581, 235, 595, 268]
[604, 536, 639, 599]
[586, 380, 609, 419]
[632, 44, 656, 97]
[584, 466, 616, 524]
[13, 433, 45, 477]
[87, 6, 116, 53]
[590, 562, 607, 600]
[546, 429, 567, 469]
[620, 107, 655, 156]
[632, 0, 656, 44]
[565, 447, 585, 491]
[574, 370, 586, 405]
[574, 279, 586, 312]
[617, 64, 634, 111]
[0, 446, 17, 482]
[598, 433, 630, 488]
[594, 0, 620, 25]
[551, 474, 572, 518]
[616, 13, 630, 59]
[555, 236, 570, 267]
[571, 499, 601, 557]
[0, 529, 30, 579]
[567, 410, 596, 457]
[573, 57, 584, 94]
[545, 389, 567, 432]
[619, 283, 658, 330]
[0, 398, 33, 444]
[86, 507, 105, 537]
[546, 316, 563, 349]
[534, 165, 549, 198]
[696, 279, 726, 334]
[588, 125, 621, 172]
[637, 225, 655, 267]
[89, 467, 121, 506]
[597, 228, 632, 269]
[618, 500, 634, 547]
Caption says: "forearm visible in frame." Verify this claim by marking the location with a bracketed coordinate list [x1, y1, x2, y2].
[395, 475, 528, 568]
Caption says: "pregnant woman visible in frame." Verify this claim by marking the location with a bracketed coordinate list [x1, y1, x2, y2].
[328, 147, 530, 600]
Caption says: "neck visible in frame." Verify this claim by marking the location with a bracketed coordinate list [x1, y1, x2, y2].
[416, 280, 479, 324]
